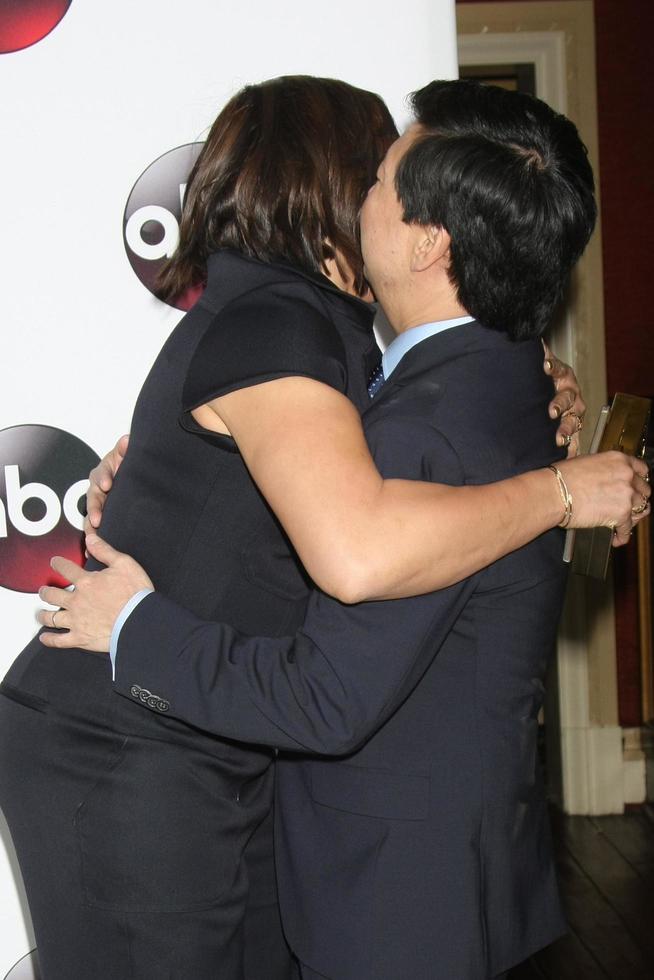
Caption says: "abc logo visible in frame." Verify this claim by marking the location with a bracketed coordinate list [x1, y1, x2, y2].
[0, 425, 99, 595]
[123, 143, 204, 311]
[0, 0, 72, 55]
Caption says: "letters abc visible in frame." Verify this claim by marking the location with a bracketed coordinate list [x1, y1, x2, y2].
[0, 426, 99, 594]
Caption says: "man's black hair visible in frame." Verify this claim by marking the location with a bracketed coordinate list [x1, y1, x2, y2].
[397, 79, 597, 340]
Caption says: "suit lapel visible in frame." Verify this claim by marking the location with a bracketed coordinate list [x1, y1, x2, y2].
[362, 320, 486, 419]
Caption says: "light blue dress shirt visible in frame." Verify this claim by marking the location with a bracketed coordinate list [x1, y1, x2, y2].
[109, 313, 475, 677]
[382, 315, 475, 380]
[109, 588, 153, 678]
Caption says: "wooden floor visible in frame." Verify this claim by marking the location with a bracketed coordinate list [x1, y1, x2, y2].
[508, 805, 654, 980]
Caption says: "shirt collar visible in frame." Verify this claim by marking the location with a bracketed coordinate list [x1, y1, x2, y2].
[382, 316, 475, 380]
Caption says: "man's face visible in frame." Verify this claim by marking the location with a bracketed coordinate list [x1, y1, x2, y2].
[360, 125, 421, 297]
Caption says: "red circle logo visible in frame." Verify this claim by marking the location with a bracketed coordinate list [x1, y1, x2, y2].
[0, 425, 99, 594]
[0, 0, 72, 54]
[123, 143, 205, 312]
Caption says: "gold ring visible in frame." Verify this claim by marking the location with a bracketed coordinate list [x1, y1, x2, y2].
[632, 495, 649, 516]
[562, 410, 584, 432]
[52, 609, 59, 629]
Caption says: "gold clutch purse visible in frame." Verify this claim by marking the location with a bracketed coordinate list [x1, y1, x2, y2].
[564, 392, 651, 579]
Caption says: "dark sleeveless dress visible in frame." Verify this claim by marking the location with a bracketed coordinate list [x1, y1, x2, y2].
[0, 250, 379, 980]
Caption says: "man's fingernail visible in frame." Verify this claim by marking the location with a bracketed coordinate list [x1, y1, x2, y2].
[552, 405, 562, 418]
[545, 358, 553, 371]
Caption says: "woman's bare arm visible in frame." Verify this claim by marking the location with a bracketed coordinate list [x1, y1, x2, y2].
[198, 376, 648, 603]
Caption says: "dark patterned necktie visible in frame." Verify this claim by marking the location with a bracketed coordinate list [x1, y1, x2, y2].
[367, 361, 385, 399]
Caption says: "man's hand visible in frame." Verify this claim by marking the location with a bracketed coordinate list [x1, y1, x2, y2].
[85, 434, 130, 532]
[543, 343, 586, 456]
[37, 535, 153, 652]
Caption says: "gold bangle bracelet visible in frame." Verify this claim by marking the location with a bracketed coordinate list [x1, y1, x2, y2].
[548, 464, 573, 528]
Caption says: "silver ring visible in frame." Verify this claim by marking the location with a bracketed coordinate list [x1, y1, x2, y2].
[52, 609, 60, 629]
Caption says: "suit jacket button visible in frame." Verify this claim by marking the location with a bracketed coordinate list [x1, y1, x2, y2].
[130, 685, 141, 699]
[157, 699, 170, 712]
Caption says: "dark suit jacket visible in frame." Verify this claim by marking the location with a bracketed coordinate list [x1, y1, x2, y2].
[114, 321, 569, 979]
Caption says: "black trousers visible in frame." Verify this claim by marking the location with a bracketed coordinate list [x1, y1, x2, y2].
[0, 651, 296, 980]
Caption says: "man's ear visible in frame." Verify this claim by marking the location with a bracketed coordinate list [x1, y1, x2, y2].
[410, 225, 451, 273]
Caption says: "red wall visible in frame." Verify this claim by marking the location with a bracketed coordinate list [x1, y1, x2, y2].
[457, 0, 654, 725]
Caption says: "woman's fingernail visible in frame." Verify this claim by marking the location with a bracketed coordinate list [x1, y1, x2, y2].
[545, 358, 553, 371]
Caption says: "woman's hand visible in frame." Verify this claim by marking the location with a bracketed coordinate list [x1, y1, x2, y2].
[558, 450, 650, 545]
[85, 434, 130, 532]
[543, 343, 586, 456]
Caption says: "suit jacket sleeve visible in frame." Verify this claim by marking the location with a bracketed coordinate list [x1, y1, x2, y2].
[113, 417, 473, 755]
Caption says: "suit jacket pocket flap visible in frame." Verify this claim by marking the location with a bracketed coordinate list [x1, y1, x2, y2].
[310, 761, 429, 821]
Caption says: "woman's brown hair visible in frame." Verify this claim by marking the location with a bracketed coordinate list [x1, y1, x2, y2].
[157, 75, 398, 301]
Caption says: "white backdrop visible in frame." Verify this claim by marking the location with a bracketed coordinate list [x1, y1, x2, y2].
[0, 0, 457, 971]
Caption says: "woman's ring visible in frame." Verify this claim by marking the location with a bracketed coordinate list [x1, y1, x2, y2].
[52, 609, 60, 629]
[562, 409, 584, 433]
[632, 495, 649, 516]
